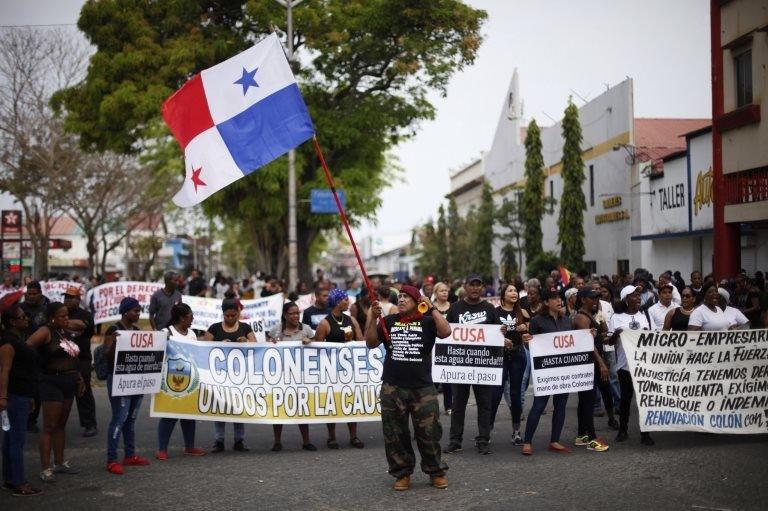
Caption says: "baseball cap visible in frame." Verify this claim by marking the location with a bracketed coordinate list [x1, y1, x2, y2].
[564, 288, 578, 300]
[465, 274, 483, 285]
[658, 282, 674, 292]
[717, 287, 730, 302]
[620, 285, 642, 301]
[577, 288, 600, 299]
[62, 286, 81, 297]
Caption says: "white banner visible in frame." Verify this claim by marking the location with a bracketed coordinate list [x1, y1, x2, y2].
[112, 330, 167, 396]
[88, 281, 164, 325]
[432, 323, 504, 385]
[181, 294, 283, 341]
[528, 329, 595, 396]
[622, 329, 768, 434]
[41, 280, 85, 301]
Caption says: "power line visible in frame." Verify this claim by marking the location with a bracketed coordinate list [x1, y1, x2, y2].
[0, 23, 77, 28]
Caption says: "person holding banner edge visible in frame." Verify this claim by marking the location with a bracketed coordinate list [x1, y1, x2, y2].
[103, 297, 152, 475]
[156, 303, 206, 460]
[520, 288, 574, 456]
[606, 285, 654, 446]
[365, 284, 451, 490]
[315, 288, 365, 449]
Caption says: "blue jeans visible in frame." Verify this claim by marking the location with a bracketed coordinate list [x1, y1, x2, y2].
[2, 394, 31, 486]
[158, 418, 196, 451]
[490, 348, 527, 429]
[520, 346, 531, 410]
[107, 376, 143, 463]
[214, 422, 244, 443]
[523, 393, 568, 444]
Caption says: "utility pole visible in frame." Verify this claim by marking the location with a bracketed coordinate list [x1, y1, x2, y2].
[276, 0, 304, 292]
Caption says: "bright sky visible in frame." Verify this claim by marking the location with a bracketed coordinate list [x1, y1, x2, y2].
[1, 0, 712, 244]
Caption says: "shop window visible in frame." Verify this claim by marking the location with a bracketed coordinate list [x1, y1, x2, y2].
[617, 259, 629, 277]
[734, 48, 752, 108]
[585, 260, 596, 276]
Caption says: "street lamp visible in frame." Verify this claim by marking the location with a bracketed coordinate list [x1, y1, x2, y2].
[275, 0, 304, 292]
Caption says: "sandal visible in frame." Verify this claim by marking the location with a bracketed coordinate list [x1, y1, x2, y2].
[271, 443, 283, 452]
[326, 439, 340, 450]
[12, 484, 42, 497]
[350, 437, 364, 449]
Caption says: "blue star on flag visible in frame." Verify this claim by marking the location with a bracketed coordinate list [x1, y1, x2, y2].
[234, 67, 259, 95]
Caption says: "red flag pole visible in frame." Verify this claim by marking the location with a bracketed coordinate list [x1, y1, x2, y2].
[310, 136, 389, 341]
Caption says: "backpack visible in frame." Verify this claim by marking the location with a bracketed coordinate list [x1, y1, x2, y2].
[93, 343, 110, 380]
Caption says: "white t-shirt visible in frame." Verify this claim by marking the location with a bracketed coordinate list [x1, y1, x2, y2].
[167, 325, 197, 341]
[608, 311, 651, 371]
[648, 302, 676, 330]
[724, 306, 749, 328]
[597, 300, 615, 350]
[689, 305, 733, 331]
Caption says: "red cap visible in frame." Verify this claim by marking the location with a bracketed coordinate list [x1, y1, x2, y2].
[400, 285, 421, 303]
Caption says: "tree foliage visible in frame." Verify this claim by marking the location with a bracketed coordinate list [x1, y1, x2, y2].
[521, 118, 545, 268]
[526, 250, 560, 282]
[558, 100, 586, 270]
[56, 0, 487, 279]
[434, 204, 449, 278]
[495, 194, 524, 281]
[473, 183, 495, 281]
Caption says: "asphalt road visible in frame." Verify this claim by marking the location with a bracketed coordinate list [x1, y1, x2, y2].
[3, 385, 767, 511]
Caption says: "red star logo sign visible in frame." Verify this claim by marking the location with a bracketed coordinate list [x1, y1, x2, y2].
[4, 211, 18, 225]
[190, 166, 207, 193]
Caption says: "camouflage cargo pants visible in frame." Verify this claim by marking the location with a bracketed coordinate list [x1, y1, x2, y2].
[380, 383, 448, 478]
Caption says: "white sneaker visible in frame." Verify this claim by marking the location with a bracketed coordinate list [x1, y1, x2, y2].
[53, 461, 79, 474]
[39, 468, 55, 483]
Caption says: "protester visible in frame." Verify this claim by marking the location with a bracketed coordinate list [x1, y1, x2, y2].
[445, 274, 500, 456]
[186, 270, 208, 297]
[103, 298, 152, 475]
[733, 275, 762, 328]
[365, 284, 450, 490]
[519, 279, 542, 414]
[301, 285, 331, 330]
[520, 289, 572, 455]
[647, 282, 676, 330]
[690, 271, 704, 303]
[21, 280, 49, 433]
[572, 289, 610, 452]
[431, 282, 452, 415]
[349, 288, 373, 333]
[606, 285, 654, 446]
[658, 272, 682, 306]
[377, 286, 396, 316]
[688, 284, 733, 331]
[564, 287, 578, 317]
[62, 287, 97, 438]
[267, 302, 317, 451]
[663, 286, 697, 331]
[315, 289, 365, 449]
[156, 303, 206, 460]
[0, 274, 17, 297]
[718, 288, 750, 329]
[0, 304, 42, 496]
[203, 299, 256, 452]
[149, 272, 183, 331]
[490, 283, 528, 445]
[26, 302, 86, 481]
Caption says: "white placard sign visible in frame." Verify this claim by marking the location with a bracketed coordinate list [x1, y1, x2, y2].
[111, 330, 168, 396]
[528, 329, 595, 396]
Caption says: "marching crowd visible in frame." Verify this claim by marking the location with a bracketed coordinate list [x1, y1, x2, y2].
[0, 266, 766, 495]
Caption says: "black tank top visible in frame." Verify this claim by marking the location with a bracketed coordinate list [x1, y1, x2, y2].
[1, 331, 38, 398]
[669, 308, 691, 331]
[38, 326, 79, 372]
[325, 313, 354, 342]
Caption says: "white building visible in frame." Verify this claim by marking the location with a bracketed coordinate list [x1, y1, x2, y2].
[446, 155, 485, 217]
[486, 76, 715, 278]
[360, 232, 416, 282]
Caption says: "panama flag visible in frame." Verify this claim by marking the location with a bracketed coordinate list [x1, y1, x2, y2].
[162, 33, 315, 207]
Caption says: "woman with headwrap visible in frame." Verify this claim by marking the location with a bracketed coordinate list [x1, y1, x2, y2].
[314, 288, 364, 449]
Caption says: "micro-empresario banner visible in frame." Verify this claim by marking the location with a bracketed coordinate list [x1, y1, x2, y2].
[150, 339, 386, 424]
[621, 329, 768, 434]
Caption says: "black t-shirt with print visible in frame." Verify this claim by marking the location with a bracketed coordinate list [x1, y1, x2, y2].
[206, 322, 253, 342]
[378, 314, 438, 388]
[446, 299, 499, 325]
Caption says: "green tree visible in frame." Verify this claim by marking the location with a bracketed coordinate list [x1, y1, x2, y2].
[558, 99, 586, 270]
[521, 119, 545, 270]
[414, 220, 439, 278]
[473, 183, 495, 280]
[495, 194, 524, 281]
[55, 1, 487, 279]
[446, 198, 462, 279]
[526, 250, 560, 282]
[434, 204, 449, 279]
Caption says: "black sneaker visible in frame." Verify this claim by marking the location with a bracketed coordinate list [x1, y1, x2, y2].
[640, 434, 655, 446]
[302, 443, 317, 451]
[233, 440, 250, 452]
[607, 417, 620, 430]
[615, 430, 628, 442]
[444, 443, 462, 454]
[476, 442, 491, 455]
[83, 427, 98, 438]
[212, 441, 224, 453]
